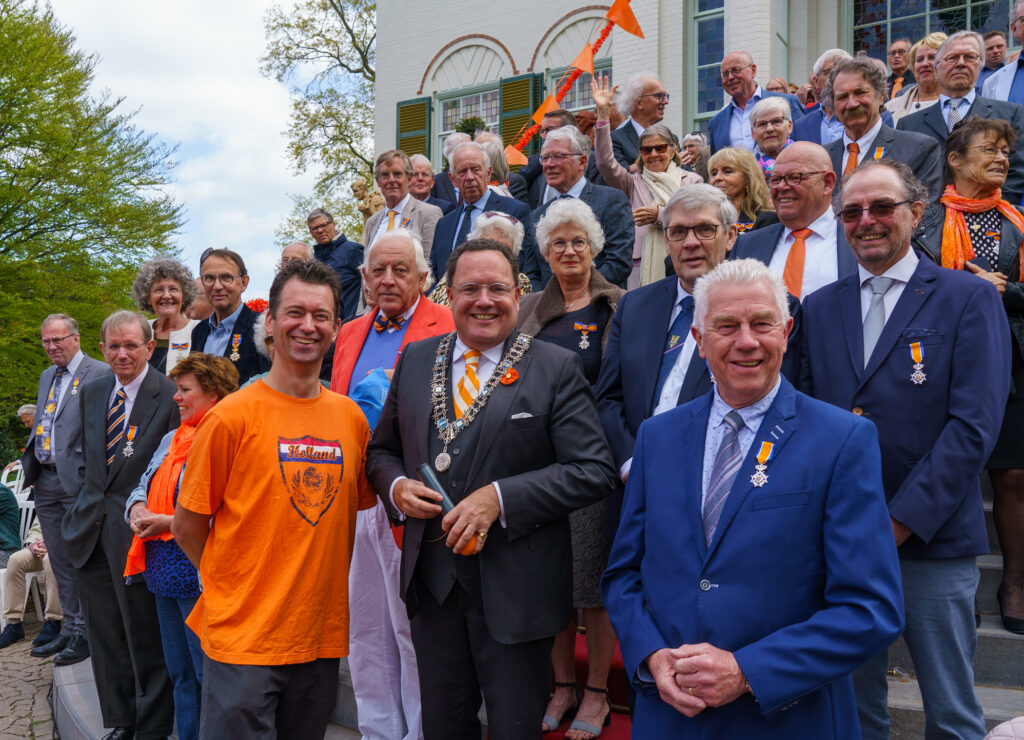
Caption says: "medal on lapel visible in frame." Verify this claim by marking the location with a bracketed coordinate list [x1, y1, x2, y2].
[574, 322, 597, 350]
[70, 377, 80, 395]
[123, 426, 138, 457]
[230, 333, 242, 362]
[750, 441, 775, 487]
[171, 342, 188, 351]
[909, 342, 926, 385]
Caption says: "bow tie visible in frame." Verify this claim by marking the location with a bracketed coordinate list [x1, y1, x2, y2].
[374, 314, 405, 333]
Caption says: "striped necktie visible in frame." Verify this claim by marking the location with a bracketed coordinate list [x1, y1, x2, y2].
[105, 388, 127, 467]
[947, 98, 964, 131]
[703, 410, 746, 545]
[454, 350, 481, 419]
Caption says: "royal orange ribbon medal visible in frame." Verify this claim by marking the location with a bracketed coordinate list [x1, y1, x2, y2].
[574, 322, 598, 350]
[123, 426, 138, 457]
[909, 342, 926, 385]
[230, 333, 242, 362]
[750, 441, 775, 488]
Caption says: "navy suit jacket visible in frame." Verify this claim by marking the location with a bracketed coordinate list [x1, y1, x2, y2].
[896, 95, 1024, 204]
[313, 233, 363, 319]
[708, 91, 805, 154]
[800, 257, 1010, 559]
[731, 220, 858, 287]
[428, 192, 532, 281]
[190, 304, 270, 386]
[425, 195, 455, 215]
[523, 181, 634, 290]
[429, 170, 457, 204]
[792, 109, 895, 144]
[611, 122, 640, 169]
[602, 378, 903, 738]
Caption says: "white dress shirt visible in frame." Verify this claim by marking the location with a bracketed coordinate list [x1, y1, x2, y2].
[542, 173, 588, 206]
[841, 118, 884, 173]
[768, 208, 840, 298]
[106, 362, 150, 425]
[371, 193, 413, 245]
[857, 248, 919, 324]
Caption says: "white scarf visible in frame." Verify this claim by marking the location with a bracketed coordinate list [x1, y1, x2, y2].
[639, 163, 684, 286]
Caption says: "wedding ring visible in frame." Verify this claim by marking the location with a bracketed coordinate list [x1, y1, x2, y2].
[688, 687, 694, 696]
[478, 531, 488, 540]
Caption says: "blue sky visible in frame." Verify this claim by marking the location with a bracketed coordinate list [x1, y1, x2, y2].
[48, 0, 318, 299]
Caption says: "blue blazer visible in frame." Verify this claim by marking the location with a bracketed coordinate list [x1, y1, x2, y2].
[800, 257, 1010, 559]
[708, 91, 805, 154]
[425, 195, 455, 215]
[523, 180, 634, 290]
[428, 192, 532, 281]
[731, 220, 858, 283]
[611, 122, 640, 169]
[602, 378, 904, 738]
[429, 170, 457, 203]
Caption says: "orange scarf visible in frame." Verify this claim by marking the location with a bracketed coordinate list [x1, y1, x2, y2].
[123, 423, 196, 577]
[940, 184, 1024, 275]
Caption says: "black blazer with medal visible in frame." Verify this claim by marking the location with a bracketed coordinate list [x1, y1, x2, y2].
[189, 303, 269, 385]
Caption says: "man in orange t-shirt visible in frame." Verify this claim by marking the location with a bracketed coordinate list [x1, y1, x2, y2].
[173, 260, 376, 740]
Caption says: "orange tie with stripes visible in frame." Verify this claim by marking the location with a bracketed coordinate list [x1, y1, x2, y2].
[454, 350, 481, 419]
[843, 142, 860, 176]
[783, 228, 813, 299]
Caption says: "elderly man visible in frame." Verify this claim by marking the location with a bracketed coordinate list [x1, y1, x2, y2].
[330, 229, 453, 740]
[708, 51, 804, 154]
[63, 310, 178, 740]
[887, 38, 915, 98]
[801, 158, 1010, 740]
[307, 207, 364, 320]
[522, 127, 633, 290]
[982, 4, 1024, 103]
[732, 141, 856, 298]
[0, 516, 63, 650]
[823, 55, 943, 206]
[517, 108, 603, 208]
[366, 238, 616, 739]
[430, 142, 531, 281]
[601, 257, 903, 738]
[190, 248, 269, 385]
[612, 73, 669, 169]
[473, 131, 531, 202]
[977, 30, 1008, 94]
[363, 150, 443, 257]
[280, 241, 313, 267]
[431, 132, 471, 205]
[174, 260, 376, 739]
[409, 154, 456, 214]
[902, 30, 1024, 204]
[793, 49, 852, 145]
[20, 314, 110, 664]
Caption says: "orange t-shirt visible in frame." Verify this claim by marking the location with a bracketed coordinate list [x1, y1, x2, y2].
[178, 380, 376, 665]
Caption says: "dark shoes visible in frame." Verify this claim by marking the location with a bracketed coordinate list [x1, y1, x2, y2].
[0, 622, 25, 648]
[31, 633, 69, 657]
[33, 619, 62, 646]
[101, 728, 135, 740]
[997, 587, 1024, 635]
[53, 634, 90, 665]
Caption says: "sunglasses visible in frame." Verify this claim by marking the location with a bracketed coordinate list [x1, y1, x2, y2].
[639, 143, 670, 155]
[837, 201, 910, 223]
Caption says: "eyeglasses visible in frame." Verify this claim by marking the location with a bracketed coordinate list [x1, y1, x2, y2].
[452, 282, 515, 299]
[1014, 14, 1024, 26]
[639, 143, 670, 155]
[768, 170, 829, 187]
[968, 144, 1015, 159]
[941, 53, 981, 65]
[201, 273, 241, 286]
[104, 342, 146, 354]
[888, 48, 909, 57]
[539, 152, 582, 163]
[639, 92, 670, 102]
[309, 221, 333, 232]
[721, 64, 752, 79]
[752, 117, 788, 131]
[665, 224, 722, 242]
[837, 201, 910, 223]
[549, 238, 590, 253]
[41, 334, 75, 347]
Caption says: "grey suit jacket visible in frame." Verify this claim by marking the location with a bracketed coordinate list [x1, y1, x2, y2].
[61, 367, 180, 568]
[22, 354, 111, 497]
[361, 197, 443, 257]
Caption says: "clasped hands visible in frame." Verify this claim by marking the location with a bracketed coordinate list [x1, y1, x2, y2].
[646, 643, 749, 717]
[393, 478, 499, 555]
[128, 503, 173, 539]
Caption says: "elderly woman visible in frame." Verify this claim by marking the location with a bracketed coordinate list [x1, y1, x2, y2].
[18, 404, 36, 429]
[427, 210, 532, 305]
[708, 146, 778, 233]
[885, 33, 947, 124]
[517, 198, 622, 739]
[132, 257, 200, 373]
[592, 75, 703, 288]
[123, 354, 239, 740]
[750, 96, 794, 181]
[919, 117, 1024, 634]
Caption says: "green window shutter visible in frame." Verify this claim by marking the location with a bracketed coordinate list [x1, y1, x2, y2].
[499, 73, 544, 167]
[396, 97, 432, 157]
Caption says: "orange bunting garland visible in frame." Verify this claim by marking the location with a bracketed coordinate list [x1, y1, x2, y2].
[606, 0, 645, 38]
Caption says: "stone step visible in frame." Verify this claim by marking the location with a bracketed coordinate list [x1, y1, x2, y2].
[889, 674, 1024, 738]
[889, 615, 1024, 689]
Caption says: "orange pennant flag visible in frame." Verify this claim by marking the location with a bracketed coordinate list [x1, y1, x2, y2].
[606, 0, 645, 38]
[530, 94, 559, 125]
[570, 43, 594, 76]
[504, 144, 528, 166]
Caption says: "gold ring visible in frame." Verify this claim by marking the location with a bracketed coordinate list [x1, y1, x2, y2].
[478, 531, 488, 540]
[688, 687, 694, 696]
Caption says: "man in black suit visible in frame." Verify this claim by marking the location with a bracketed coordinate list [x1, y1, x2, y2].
[430, 132, 471, 205]
[519, 109, 605, 209]
[409, 153, 456, 215]
[190, 248, 268, 384]
[823, 55, 944, 206]
[611, 73, 669, 169]
[897, 29, 1024, 204]
[62, 310, 178, 740]
[367, 239, 616, 740]
[887, 38, 915, 98]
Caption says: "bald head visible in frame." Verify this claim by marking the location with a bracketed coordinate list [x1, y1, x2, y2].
[721, 51, 758, 104]
[769, 142, 837, 229]
[281, 241, 314, 268]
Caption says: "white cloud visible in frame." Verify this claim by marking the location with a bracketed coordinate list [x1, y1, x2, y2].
[48, 0, 316, 298]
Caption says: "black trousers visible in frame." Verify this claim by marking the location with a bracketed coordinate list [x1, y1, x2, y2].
[410, 579, 553, 740]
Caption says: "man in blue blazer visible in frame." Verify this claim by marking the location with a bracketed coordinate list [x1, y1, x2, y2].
[731, 141, 857, 298]
[708, 51, 804, 154]
[428, 142, 531, 281]
[602, 258, 903, 738]
[800, 159, 1010, 740]
[521, 127, 633, 289]
[792, 49, 852, 146]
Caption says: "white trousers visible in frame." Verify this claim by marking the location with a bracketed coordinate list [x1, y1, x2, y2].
[348, 500, 423, 740]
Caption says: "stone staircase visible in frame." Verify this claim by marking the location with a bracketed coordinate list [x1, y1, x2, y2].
[888, 479, 1024, 737]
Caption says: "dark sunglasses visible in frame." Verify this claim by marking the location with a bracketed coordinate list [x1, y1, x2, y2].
[639, 143, 670, 155]
[837, 201, 910, 223]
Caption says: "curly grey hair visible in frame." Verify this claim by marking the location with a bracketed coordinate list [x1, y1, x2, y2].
[469, 212, 526, 256]
[535, 198, 605, 258]
[822, 54, 888, 110]
[132, 257, 197, 313]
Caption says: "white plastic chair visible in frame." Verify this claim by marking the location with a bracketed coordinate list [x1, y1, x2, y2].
[0, 499, 43, 627]
[1, 461, 23, 496]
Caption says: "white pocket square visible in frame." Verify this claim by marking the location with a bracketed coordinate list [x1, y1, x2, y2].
[510, 412, 533, 420]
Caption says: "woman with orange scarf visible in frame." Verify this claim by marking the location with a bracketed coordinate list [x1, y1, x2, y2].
[123, 354, 238, 740]
[923, 116, 1024, 635]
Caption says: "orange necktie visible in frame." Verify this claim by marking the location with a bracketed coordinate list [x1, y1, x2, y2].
[843, 142, 860, 176]
[783, 228, 812, 299]
[454, 350, 481, 419]
[386, 210, 397, 230]
[891, 75, 905, 98]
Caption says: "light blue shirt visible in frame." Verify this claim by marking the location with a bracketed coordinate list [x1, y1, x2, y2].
[939, 90, 976, 129]
[451, 189, 492, 249]
[543, 173, 588, 205]
[700, 378, 781, 506]
[53, 350, 85, 412]
[820, 110, 845, 145]
[729, 85, 764, 151]
[203, 301, 244, 357]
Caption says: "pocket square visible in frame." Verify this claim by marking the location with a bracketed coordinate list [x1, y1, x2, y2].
[510, 412, 533, 420]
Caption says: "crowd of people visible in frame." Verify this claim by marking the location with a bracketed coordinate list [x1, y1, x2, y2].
[4, 11, 1024, 740]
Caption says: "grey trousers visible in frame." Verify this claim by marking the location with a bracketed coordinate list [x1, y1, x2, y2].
[32, 467, 84, 635]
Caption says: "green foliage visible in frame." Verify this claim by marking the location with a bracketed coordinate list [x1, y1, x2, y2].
[274, 192, 364, 247]
[456, 117, 488, 136]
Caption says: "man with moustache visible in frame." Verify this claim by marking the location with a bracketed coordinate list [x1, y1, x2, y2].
[887, 38, 916, 98]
